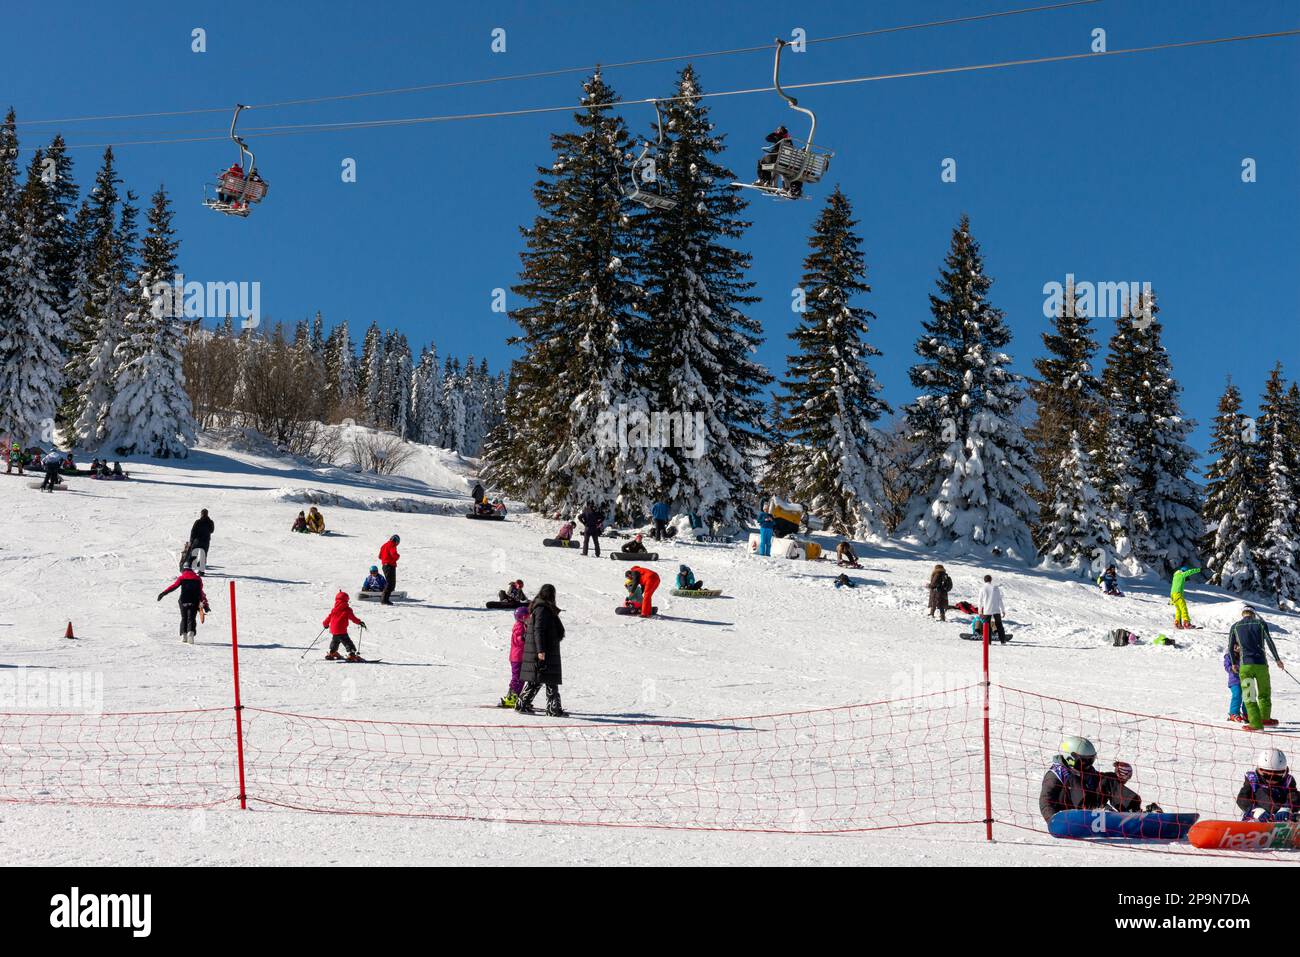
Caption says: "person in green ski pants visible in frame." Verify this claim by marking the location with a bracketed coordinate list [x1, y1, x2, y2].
[1170, 565, 1201, 629]
[1229, 605, 1286, 730]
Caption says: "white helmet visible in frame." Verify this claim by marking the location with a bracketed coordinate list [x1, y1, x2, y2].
[1258, 748, 1288, 773]
[1060, 735, 1097, 769]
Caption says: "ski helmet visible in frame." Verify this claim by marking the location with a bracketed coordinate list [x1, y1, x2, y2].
[1241, 603, 1256, 617]
[1059, 735, 1097, 769]
[369, 565, 378, 573]
[390, 534, 400, 543]
[1258, 749, 1288, 774]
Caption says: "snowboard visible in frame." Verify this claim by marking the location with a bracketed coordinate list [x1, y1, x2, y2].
[959, 630, 1014, 642]
[615, 605, 657, 616]
[670, 588, 722, 598]
[486, 600, 525, 609]
[355, 590, 407, 601]
[1048, 809, 1199, 840]
[1188, 819, 1300, 850]
[611, 552, 659, 562]
[466, 512, 506, 521]
[29, 481, 68, 491]
[542, 538, 579, 548]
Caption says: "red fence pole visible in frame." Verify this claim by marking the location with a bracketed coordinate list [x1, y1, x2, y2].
[982, 616, 993, 841]
[229, 580, 248, 810]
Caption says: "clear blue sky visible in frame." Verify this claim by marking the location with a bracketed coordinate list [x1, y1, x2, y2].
[5, 0, 1297, 460]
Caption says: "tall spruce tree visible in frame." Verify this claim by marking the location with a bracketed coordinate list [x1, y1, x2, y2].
[483, 71, 645, 517]
[1202, 380, 1263, 593]
[637, 66, 770, 523]
[102, 187, 196, 457]
[1255, 365, 1300, 603]
[1099, 292, 1202, 575]
[1040, 431, 1114, 573]
[358, 321, 384, 425]
[767, 187, 889, 537]
[902, 216, 1038, 559]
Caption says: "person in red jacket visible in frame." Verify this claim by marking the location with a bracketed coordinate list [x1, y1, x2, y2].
[158, 564, 210, 644]
[321, 590, 365, 661]
[626, 566, 659, 618]
[378, 534, 400, 605]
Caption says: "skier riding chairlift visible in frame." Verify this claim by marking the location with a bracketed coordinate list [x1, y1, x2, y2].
[204, 104, 269, 217]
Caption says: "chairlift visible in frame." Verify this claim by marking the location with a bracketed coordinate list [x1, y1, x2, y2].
[203, 104, 269, 217]
[619, 101, 677, 211]
[732, 38, 833, 200]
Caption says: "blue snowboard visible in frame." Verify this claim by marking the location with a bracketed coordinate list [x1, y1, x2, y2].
[1048, 809, 1199, 840]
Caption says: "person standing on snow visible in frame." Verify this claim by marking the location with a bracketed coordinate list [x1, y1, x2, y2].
[579, 503, 605, 558]
[1169, 565, 1200, 629]
[1038, 735, 1153, 823]
[516, 584, 567, 717]
[1230, 604, 1285, 731]
[378, 534, 400, 605]
[927, 564, 953, 622]
[757, 512, 775, 557]
[499, 604, 529, 709]
[651, 501, 671, 541]
[321, 590, 365, 661]
[189, 509, 214, 575]
[158, 562, 210, 644]
[40, 449, 63, 491]
[1237, 749, 1300, 822]
[977, 574, 1008, 644]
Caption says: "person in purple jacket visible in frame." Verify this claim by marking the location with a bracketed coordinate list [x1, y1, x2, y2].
[1225, 645, 1248, 724]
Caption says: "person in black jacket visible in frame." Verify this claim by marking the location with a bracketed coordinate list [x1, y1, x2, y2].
[188, 509, 214, 574]
[516, 583, 566, 717]
[578, 503, 605, 558]
[1038, 735, 1152, 823]
[471, 481, 485, 504]
[927, 564, 953, 622]
[158, 564, 211, 644]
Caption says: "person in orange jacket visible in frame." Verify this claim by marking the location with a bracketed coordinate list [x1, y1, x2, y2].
[625, 566, 659, 618]
[378, 534, 400, 605]
[321, 590, 365, 661]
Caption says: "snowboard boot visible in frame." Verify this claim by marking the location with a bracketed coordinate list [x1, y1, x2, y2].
[1263, 718, 1280, 727]
[325, 651, 343, 661]
[499, 693, 519, 709]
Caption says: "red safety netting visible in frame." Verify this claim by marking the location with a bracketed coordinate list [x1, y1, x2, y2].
[0, 708, 238, 810]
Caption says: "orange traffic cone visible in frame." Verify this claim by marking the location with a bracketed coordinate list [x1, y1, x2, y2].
[65, 621, 76, 640]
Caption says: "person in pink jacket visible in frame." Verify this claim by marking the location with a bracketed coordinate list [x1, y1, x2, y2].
[321, 590, 365, 661]
[499, 605, 529, 708]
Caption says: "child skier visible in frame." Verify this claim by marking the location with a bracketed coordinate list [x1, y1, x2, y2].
[499, 604, 529, 708]
[1170, 565, 1200, 628]
[1237, 749, 1300, 822]
[362, 565, 386, 593]
[675, 564, 705, 591]
[321, 590, 365, 661]
[157, 563, 211, 644]
[1225, 644, 1247, 723]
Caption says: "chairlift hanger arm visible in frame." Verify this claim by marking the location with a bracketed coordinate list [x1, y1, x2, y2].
[773, 38, 817, 149]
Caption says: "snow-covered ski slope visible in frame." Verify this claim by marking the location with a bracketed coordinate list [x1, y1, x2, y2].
[1, 433, 1296, 867]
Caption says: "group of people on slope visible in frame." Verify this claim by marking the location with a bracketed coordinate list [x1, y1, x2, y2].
[924, 565, 1009, 643]
[291, 506, 327, 534]
[470, 481, 507, 517]
[159, 509, 216, 644]
[499, 584, 567, 716]
[1040, 734, 1300, 826]
[1223, 604, 1286, 731]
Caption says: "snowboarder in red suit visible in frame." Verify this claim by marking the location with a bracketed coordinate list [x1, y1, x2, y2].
[322, 590, 364, 661]
[378, 534, 400, 604]
[627, 566, 659, 618]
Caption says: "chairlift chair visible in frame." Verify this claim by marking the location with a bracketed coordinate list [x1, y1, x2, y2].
[203, 104, 269, 217]
[619, 101, 677, 211]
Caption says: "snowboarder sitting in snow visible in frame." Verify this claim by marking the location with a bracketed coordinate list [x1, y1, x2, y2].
[322, 590, 365, 662]
[305, 506, 326, 534]
[500, 604, 529, 709]
[1038, 735, 1155, 823]
[836, 541, 861, 568]
[157, 562, 210, 645]
[625, 567, 659, 618]
[291, 511, 309, 533]
[555, 520, 576, 542]
[59, 452, 75, 473]
[1237, 748, 1300, 822]
[491, 498, 507, 517]
[111, 461, 126, 479]
[676, 564, 705, 591]
[497, 579, 529, 607]
[1098, 565, 1123, 596]
[622, 533, 648, 555]
[362, 565, 387, 593]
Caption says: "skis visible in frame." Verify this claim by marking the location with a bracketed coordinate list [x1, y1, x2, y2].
[1188, 819, 1300, 850]
[669, 588, 722, 598]
[324, 657, 383, 664]
[1048, 810, 1199, 840]
[610, 552, 659, 562]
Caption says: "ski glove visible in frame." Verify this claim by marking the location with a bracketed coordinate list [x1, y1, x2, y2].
[156, 593, 164, 602]
[1113, 761, 1133, 783]
[1144, 803, 1162, 813]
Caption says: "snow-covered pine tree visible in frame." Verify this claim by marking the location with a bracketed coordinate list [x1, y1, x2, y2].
[1255, 365, 1300, 604]
[1201, 379, 1263, 594]
[1039, 431, 1114, 573]
[1026, 276, 1111, 561]
[409, 344, 443, 445]
[440, 356, 465, 452]
[323, 319, 356, 417]
[637, 66, 771, 524]
[101, 186, 196, 457]
[1099, 291, 1202, 575]
[383, 332, 412, 438]
[357, 321, 384, 426]
[458, 355, 487, 455]
[902, 216, 1039, 559]
[41, 136, 81, 323]
[766, 187, 889, 537]
[482, 71, 645, 518]
[0, 136, 68, 446]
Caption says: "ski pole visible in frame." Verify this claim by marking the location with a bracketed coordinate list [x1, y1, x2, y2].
[301, 627, 327, 659]
[358, 622, 367, 658]
[1281, 664, 1300, 688]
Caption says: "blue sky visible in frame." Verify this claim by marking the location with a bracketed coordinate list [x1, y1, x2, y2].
[5, 0, 1297, 459]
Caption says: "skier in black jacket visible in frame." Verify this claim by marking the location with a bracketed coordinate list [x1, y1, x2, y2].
[1038, 735, 1151, 823]
[158, 565, 211, 644]
[578, 503, 605, 558]
[188, 509, 214, 574]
